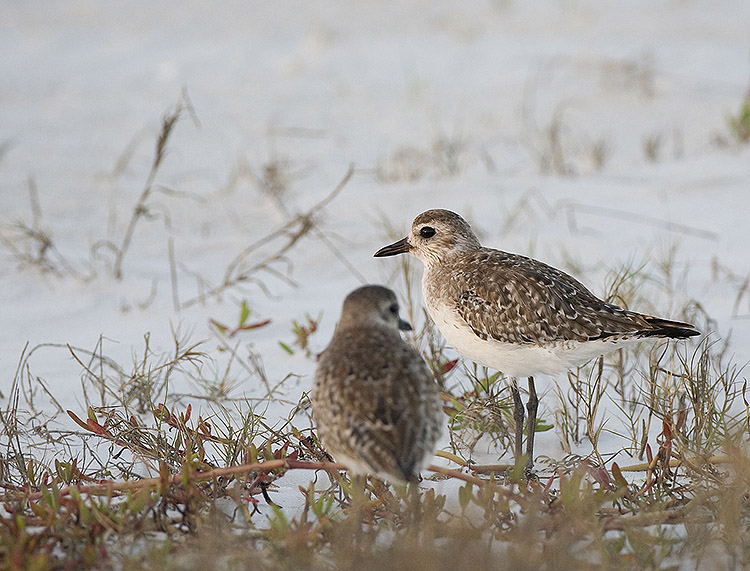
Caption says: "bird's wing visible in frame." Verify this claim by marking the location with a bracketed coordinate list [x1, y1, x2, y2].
[454, 250, 643, 345]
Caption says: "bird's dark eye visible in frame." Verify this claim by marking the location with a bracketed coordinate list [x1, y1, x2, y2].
[420, 226, 436, 238]
[389, 303, 399, 315]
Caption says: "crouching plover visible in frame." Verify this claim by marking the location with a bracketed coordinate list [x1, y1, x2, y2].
[312, 285, 443, 483]
[374, 209, 699, 472]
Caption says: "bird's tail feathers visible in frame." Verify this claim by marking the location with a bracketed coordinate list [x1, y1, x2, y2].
[641, 316, 700, 339]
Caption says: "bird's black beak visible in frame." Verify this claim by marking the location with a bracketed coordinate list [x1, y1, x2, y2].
[398, 318, 412, 331]
[374, 237, 411, 257]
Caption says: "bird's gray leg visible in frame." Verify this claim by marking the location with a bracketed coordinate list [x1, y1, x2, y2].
[510, 377, 524, 465]
[525, 376, 538, 473]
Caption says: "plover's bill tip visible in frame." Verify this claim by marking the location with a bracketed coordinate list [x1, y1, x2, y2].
[373, 236, 410, 257]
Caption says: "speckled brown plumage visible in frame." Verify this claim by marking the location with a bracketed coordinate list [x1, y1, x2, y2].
[445, 248, 697, 346]
[374, 209, 699, 471]
[312, 285, 442, 483]
[376, 208, 698, 377]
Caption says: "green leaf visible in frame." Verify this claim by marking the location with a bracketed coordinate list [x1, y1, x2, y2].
[239, 300, 250, 325]
[535, 418, 554, 432]
[209, 319, 228, 335]
[279, 341, 294, 355]
[458, 482, 473, 509]
[486, 371, 501, 386]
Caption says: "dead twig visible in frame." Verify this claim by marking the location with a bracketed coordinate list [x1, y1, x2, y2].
[618, 455, 732, 472]
[24, 457, 487, 502]
[100, 90, 198, 280]
[180, 164, 354, 308]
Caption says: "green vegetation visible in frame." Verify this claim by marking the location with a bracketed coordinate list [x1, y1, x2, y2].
[2, 97, 750, 571]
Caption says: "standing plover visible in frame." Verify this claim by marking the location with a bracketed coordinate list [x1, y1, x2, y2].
[374, 209, 699, 471]
[312, 285, 443, 483]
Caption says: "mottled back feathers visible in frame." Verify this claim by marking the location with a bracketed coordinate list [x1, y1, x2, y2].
[438, 248, 698, 346]
[312, 285, 442, 483]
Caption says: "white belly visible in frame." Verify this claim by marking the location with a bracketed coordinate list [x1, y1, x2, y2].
[425, 298, 629, 378]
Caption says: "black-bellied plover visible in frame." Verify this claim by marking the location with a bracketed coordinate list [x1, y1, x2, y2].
[374, 209, 699, 471]
[312, 285, 443, 483]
